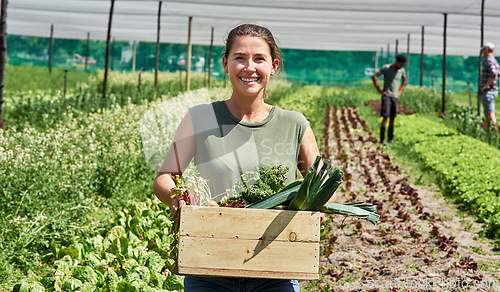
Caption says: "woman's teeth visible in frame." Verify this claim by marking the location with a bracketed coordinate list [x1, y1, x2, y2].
[241, 77, 258, 82]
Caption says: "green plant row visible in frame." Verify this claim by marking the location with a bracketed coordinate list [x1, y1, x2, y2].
[397, 114, 500, 239]
[398, 86, 456, 114]
[12, 199, 183, 292]
[4, 71, 211, 130]
[4, 65, 90, 92]
[443, 105, 500, 149]
[2, 86, 224, 291]
[0, 101, 156, 289]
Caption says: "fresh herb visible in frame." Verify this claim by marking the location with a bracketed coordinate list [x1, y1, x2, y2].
[220, 165, 289, 206]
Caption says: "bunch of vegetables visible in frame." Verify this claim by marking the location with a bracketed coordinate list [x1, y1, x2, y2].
[219, 165, 289, 207]
[170, 175, 193, 205]
[170, 156, 379, 224]
[245, 156, 379, 224]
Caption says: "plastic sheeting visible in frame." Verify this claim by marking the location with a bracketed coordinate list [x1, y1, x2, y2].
[5, 0, 500, 56]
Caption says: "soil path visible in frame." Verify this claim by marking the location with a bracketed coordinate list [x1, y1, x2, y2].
[300, 105, 500, 291]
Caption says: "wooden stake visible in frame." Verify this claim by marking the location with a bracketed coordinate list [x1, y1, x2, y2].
[380, 47, 384, 66]
[386, 43, 390, 64]
[111, 37, 115, 71]
[420, 26, 424, 87]
[132, 41, 136, 72]
[186, 16, 193, 91]
[85, 32, 90, 72]
[442, 13, 447, 114]
[468, 81, 472, 108]
[478, 0, 485, 116]
[63, 69, 68, 97]
[0, 0, 7, 129]
[138, 68, 142, 92]
[208, 26, 214, 87]
[155, 1, 162, 88]
[406, 34, 410, 82]
[103, 0, 115, 99]
[49, 24, 54, 74]
[179, 69, 182, 92]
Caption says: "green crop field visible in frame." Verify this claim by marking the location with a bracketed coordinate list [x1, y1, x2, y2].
[1, 66, 499, 292]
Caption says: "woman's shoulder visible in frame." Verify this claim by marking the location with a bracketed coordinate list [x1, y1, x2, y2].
[273, 106, 309, 125]
[189, 101, 221, 112]
[188, 101, 223, 132]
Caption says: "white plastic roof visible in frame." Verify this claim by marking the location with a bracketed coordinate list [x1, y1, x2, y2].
[6, 0, 500, 56]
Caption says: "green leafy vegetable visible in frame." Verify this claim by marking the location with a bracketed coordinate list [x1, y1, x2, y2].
[220, 165, 289, 206]
[247, 156, 380, 224]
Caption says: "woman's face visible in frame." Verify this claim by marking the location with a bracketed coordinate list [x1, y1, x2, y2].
[223, 36, 279, 99]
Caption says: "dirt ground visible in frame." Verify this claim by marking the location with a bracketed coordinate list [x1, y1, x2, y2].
[299, 105, 500, 291]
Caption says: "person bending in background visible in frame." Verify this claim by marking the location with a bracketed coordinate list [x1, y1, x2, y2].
[371, 54, 408, 145]
[153, 23, 332, 292]
[479, 42, 500, 132]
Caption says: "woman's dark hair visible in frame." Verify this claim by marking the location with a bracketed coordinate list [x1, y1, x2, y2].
[224, 24, 283, 75]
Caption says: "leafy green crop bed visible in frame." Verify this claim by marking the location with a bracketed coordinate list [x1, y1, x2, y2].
[12, 199, 184, 292]
[397, 114, 500, 239]
[1, 101, 158, 291]
[3, 66, 499, 290]
[0, 68, 216, 291]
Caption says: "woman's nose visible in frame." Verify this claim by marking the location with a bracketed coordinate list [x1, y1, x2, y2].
[244, 60, 256, 71]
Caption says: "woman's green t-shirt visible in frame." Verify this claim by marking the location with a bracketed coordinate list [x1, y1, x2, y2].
[188, 100, 309, 201]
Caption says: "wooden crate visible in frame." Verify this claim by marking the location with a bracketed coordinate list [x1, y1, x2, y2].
[176, 206, 320, 280]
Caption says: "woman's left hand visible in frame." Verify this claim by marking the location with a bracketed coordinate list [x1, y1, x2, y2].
[320, 213, 326, 225]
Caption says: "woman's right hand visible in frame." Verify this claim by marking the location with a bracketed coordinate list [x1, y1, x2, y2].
[171, 198, 219, 217]
[170, 196, 187, 218]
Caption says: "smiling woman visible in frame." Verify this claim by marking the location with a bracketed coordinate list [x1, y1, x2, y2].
[153, 23, 329, 292]
[222, 25, 281, 107]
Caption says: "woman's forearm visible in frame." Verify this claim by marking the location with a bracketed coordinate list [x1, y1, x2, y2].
[153, 172, 177, 206]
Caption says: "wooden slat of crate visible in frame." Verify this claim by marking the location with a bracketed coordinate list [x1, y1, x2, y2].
[177, 206, 320, 280]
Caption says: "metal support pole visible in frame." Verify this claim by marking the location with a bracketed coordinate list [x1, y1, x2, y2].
[186, 16, 193, 91]
[0, 0, 7, 129]
[478, 0, 485, 115]
[442, 13, 447, 113]
[374, 50, 378, 71]
[155, 1, 162, 88]
[208, 26, 214, 87]
[102, 0, 115, 99]
[395, 39, 399, 56]
[420, 26, 424, 87]
[49, 24, 54, 74]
